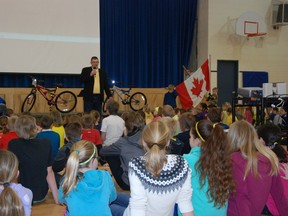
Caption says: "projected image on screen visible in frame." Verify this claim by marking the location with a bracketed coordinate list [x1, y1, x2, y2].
[0, 0, 100, 74]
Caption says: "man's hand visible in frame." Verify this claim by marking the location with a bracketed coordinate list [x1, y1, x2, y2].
[90, 69, 96, 76]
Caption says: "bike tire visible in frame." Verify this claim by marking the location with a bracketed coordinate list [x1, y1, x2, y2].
[21, 93, 36, 113]
[102, 97, 109, 113]
[129, 92, 147, 111]
[55, 91, 77, 113]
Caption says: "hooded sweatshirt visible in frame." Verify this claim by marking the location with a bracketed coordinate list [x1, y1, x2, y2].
[58, 169, 117, 216]
[100, 130, 145, 185]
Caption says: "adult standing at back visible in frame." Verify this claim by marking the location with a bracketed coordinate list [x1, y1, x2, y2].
[80, 56, 112, 114]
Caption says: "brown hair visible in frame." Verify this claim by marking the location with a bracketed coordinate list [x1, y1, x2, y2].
[50, 110, 63, 127]
[142, 121, 170, 176]
[106, 99, 119, 115]
[65, 122, 82, 140]
[191, 120, 235, 207]
[15, 115, 37, 139]
[90, 110, 100, 124]
[0, 150, 24, 216]
[178, 112, 196, 132]
[123, 111, 144, 134]
[39, 115, 53, 129]
[81, 114, 94, 129]
[162, 105, 175, 117]
[207, 107, 221, 123]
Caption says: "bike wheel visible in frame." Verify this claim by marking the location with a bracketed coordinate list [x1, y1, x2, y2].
[21, 93, 36, 113]
[129, 92, 147, 111]
[102, 97, 109, 113]
[55, 91, 77, 113]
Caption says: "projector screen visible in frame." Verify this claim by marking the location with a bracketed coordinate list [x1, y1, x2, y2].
[0, 0, 100, 74]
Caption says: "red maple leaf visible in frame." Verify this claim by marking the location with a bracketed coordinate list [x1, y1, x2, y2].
[191, 78, 203, 97]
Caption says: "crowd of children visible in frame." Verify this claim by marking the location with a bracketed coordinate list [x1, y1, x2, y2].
[0, 92, 288, 216]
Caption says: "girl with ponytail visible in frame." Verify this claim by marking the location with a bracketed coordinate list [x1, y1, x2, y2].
[124, 121, 194, 216]
[0, 150, 32, 216]
[182, 120, 234, 216]
[58, 140, 128, 216]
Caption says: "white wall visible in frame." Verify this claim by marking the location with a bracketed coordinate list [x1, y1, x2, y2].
[205, 0, 288, 90]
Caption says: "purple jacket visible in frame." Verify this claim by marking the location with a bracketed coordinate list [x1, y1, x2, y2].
[228, 152, 288, 216]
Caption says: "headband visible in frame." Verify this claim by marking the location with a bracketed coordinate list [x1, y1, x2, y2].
[79, 145, 96, 166]
[195, 121, 205, 142]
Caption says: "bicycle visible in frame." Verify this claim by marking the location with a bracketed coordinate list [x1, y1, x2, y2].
[21, 77, 77, 113]
[102, 83, 147, 113]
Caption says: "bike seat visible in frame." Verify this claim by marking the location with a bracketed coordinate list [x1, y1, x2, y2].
[56, 84, 63, 88]
[121, 89, 131, 93]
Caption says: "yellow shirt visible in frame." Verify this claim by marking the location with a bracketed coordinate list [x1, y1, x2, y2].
[52, 126, 65, 148]
[93, 69, 100, 94]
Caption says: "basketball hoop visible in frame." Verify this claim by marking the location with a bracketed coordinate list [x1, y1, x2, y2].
[247, 32, 267, 37]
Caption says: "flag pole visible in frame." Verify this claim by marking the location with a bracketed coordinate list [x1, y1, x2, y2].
[208, 54, 212, 93]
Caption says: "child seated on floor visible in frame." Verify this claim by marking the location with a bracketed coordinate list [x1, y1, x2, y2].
[37, 115, 60, 160]
[0, 150, 32, 216]
[101, 99, 125, 147]
[58, 140, 129, 216]
[81, 114, 102, 156]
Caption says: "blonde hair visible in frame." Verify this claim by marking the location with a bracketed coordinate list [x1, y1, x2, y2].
[142, 121, 171, 177]
[228, 120, 279, 178]
[15, 115, 37, 139]
[61, 140, 98, 197]
[0, 150, 24, 216]
[7, 116, 18, 131]
[159, 117, 177, 137]
[162, 105, 175, 117]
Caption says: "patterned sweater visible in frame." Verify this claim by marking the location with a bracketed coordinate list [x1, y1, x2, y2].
[124, 154, 193, 216]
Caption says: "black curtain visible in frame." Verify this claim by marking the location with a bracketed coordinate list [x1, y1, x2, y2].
[100, 0, 198, 88]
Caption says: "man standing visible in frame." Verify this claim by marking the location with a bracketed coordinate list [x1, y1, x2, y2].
[80, 56, 112, 113]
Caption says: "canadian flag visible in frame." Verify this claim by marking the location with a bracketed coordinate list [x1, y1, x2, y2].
[176, 59, 210, 109]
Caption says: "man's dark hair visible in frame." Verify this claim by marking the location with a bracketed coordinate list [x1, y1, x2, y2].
[91, 56, 98, 61]
[107, 99, 119, 115]
[39, 115, 53, 129]
[65, 122, 82, 140]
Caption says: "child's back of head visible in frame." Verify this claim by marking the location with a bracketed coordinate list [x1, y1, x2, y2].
[39, 115, 53, 130]
[106, 99, 119, 115]
[0, 150, 25, 216]
[65, 122, 82, 141]
[81, 114, 94, 129]
[50, 110, 63, 127]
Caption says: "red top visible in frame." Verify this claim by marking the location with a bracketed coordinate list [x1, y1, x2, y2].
[0, 131, 19, 150]
[81, 129, 102, 145]
[228, 152, 288, 216]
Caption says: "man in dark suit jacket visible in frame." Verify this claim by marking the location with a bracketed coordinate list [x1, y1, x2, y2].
[80, 56, 112, 113]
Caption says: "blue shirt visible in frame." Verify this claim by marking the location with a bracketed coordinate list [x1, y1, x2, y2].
[58, 170, 117, 216]
[183, 147, 227, 216]
[163, 91, 178, 108]
[37, 130, 60, 159]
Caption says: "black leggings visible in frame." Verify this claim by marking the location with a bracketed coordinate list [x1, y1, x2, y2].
[106, 156, 130, 191]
